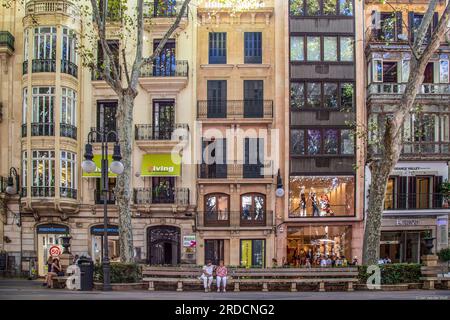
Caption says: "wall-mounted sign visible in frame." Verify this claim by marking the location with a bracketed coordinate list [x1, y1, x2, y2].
[396, 219, 419, 226]
[49, 245, 62, 257]
[183, 235, 196, 247]
[141, 154, 181, 177]
[37, 224, 69, 234]
[82, 155, 117, 177]
[90, 224, 119, 236]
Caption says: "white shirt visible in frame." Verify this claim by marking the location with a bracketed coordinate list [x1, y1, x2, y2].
[203, 265, 214, 276]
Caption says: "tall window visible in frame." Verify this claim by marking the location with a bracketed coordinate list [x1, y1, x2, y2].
[32, 150, 55, 197]
[33, 27, 56, 60]
[61, 88, 77, 127]
[240, 239, 265, 268]
[290, 36, 304, 61]
[60, 151, 77, 199]
[340, 37, 354, 61]
[244, 32, 262, 64]
[306, 36, 320, 61]
[96, 100, 117, 141]
[22, 151, 27, 196]
[244, 138, 264, 178]
[290, 128, 354, 155]
[32, 87, 55, 136]
[61, 28, 77, 64]
[22, 88, 27, 125]
[209, 32, 227, 64]
[204, 193, 229, 226]
[241, 193, 266, 225]
[24, 29, 29, 61]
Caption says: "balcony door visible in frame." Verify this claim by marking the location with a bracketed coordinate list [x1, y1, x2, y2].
[153, 100, 174, 140]
[244, 138, 264, 178]
[207, 80, 227, 118]
[202, 139, 227, 178]
[244, 80, 264, 118]
[96, 100, 117, 141]
[151, 177, 175, 204]
[153, 39, 176, 76]
[416, 177, 431, 209]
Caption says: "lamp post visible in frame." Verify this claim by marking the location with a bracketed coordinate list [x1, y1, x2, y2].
[81, 129, 123, 291]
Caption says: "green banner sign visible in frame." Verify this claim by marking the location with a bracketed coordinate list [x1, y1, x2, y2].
[141, 154, 181, 177]
[81, 155, 118, 177]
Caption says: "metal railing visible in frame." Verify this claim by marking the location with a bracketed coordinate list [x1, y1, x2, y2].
[197, 100, 274, 119]
[240, 210, 268, 227]
[23, 61, 28, 75]
[203, 211, 230, 227]
[25, 0, 79, 16]
[32, 59, 56, 73]
[0, 176, 6, 193]
[90, 127, 117, 143]
[60, 187, 77, 199]
[31, 186, 55, 197]
[0, 31, 15, 52]
[133, 187, 190, 205]
[402, 142, 450, 155]
[198, 161, 273, 179]
[384, 192, 447, 210]
[61, 60, 78, 78]
[143, 1, 188, 18]
[31, 122, 54, 136]
[201, 210, 273, 227]
[140, 60, 188, 77]
[21, 124, 27, 137]
[134, 123, 188, 141]
[368, 83, 450, 96]
[94, 190, 116, 205]
[60, 123, 77, 140]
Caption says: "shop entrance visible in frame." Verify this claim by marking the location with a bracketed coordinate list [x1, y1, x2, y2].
[147, 226, 180, 265]
[204, 239, 225, 265]
[36, 224, 69, 276]
[90, 224, 120, 264]
[380, 231, 429, 263]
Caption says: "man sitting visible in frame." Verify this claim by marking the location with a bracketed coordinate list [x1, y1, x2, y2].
[200, 260, 214, 293]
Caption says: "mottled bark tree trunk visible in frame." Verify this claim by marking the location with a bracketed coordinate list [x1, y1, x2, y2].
[116, 92, 136, 262]
[362, 0, 449, 265]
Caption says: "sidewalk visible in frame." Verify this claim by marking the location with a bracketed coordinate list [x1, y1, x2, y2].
[0, 278, 449, 300]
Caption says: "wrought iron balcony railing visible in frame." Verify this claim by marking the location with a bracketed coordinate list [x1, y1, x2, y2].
[143, 1, 188, 18]
[197, 100, 274, 119]
[134, 124, 189, 141]
[61, 60, 78, 78]
[133, 187, 190, 205]
[201, 210, 273, 227]
[0, 31, 15, 52]
[31, 186, 55, 197]
[203, 211, 230, 227]
[32, 59, 56, 73]
[31, 122, 54, 136]
[384, 193, 447, 210]
[140, 60, 188, 77]
[60, 187, 77, 199]
[95, 189, 116, 205]
[89, 127, 118, 143]
[198, 161, 273, 179]
[60, 123, 77, 140]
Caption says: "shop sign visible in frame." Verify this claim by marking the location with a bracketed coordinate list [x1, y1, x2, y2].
[396, 219, 419, 226]
[141, 154, 181, 177]
[183, 235, 196, 247]
[90, 224, 119, 235]
[81, 155, 117, 177]
[37, 224, 69, 234]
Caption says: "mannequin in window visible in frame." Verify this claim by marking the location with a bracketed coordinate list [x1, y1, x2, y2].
[300, 187, 307, 216]
[310, 192, 320, 217]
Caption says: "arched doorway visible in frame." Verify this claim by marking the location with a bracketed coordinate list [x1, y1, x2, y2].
[147, 226, 180, 265]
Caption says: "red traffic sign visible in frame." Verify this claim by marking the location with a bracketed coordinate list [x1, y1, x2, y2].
[49, 245, 62, 257]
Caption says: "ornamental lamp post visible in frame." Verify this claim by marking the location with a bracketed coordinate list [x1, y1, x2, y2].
[81, 129, 123, 291]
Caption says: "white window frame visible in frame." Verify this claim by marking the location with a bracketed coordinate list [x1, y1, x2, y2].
[60, 151, 77, 190]
[33, 27, 56, 60]
[22, 88, 28, 125]
[62, 28, 77, 64]
[61, 87, 77, 126]
[22, 151, 27, 189]
[31, 150, 55, 188]
[32, 87, 55, 124]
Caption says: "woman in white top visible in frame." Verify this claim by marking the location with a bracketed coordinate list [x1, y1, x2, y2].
[200, 260, 215, 292]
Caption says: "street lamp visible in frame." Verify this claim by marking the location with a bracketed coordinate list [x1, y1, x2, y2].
[81, 129, 123, 291]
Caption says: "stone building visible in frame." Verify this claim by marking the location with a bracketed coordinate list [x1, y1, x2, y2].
[364, 0, 450, 262]
[0, 0, 198, 275]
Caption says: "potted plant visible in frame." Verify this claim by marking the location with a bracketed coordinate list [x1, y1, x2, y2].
[437, 248, 450, 277]
[59, 233, 72, 254]
[423, 230, 435, 255]
[440, 180, 450, 208]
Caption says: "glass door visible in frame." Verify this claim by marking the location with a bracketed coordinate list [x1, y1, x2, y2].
[405, 232, 420, 263]
[416, 177, 430, 209]
[153, 100, 174, 140]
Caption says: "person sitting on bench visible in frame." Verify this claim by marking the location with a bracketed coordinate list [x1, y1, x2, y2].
[47, 257, 64, 288]
[200, 260, 214, 293]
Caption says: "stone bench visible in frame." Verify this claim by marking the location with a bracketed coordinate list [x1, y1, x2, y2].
[52, 276, 69, 289]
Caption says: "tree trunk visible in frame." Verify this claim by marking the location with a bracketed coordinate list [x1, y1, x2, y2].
[116, 92, 135, 263]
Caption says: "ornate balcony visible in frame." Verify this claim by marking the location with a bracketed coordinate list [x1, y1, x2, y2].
[134, 123, 189, 152]
[31, 59, 56, 73]
[200, 210, 274, 228]
[197, 100, 274, 123]
[367, 83, 450, 104]
[59, 187, 77, 200]
[0, 31, 14, 56]
[138, 60, 189, 93]
[25, 0, 79, 16]
[60, 123, 77, 140]
[31, 123, 54, 136]
[198, 161, 274, 181]
[143, 1, 188, 18]
[61, 60, 78, 78]
[133, 187, 190, 205]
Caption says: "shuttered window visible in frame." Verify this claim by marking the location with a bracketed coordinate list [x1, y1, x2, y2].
[209, 32, 227, 64]
[244, 32, 262, 64]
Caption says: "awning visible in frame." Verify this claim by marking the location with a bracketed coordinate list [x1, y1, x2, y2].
[82, 155, 117, 177]
[141, 154, 181, 177]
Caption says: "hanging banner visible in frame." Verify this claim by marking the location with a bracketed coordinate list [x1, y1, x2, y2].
[240, 240, 252, 268]
[82, 155, 117, 177]
[141, 154, 181, 177]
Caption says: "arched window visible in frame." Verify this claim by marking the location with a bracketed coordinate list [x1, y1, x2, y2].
[204, 193, 229, 226]
[241, 193, 266, 226]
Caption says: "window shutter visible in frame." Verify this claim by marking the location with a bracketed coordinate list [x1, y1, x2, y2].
[433, 176, 443, 208]
[433, 12, 439, 32]
[397, 176, 407, 209]
[408, 176, 416, 209]
[408, 12, 414, 42]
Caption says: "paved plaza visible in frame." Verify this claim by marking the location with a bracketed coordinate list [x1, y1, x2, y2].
[0, 279, 449, 300]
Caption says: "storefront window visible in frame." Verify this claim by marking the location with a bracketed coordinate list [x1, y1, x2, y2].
[289, 176, 355, 217]
[240, 239, 265, 268]
[380, 231, 431, 263]
[287, 225, 352, 266]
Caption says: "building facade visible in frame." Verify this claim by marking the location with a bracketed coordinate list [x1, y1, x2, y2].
[364, 0, 450, 263]
[0, 0, 198, 275]
[281, 0, 366, 266]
